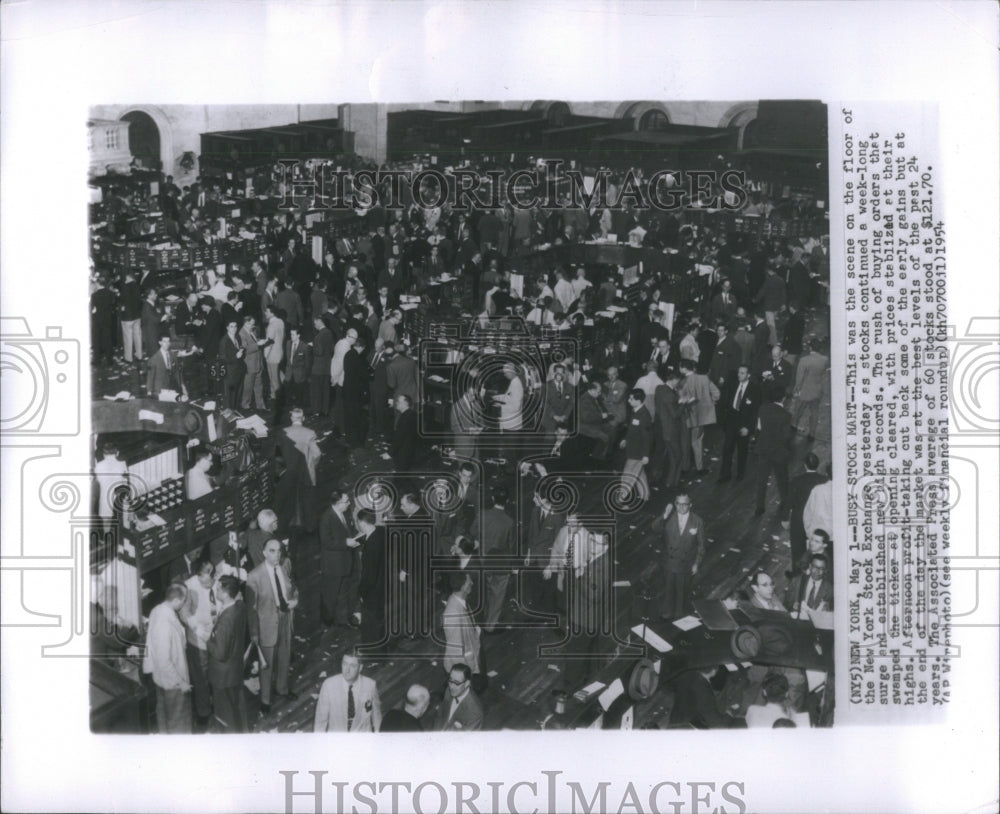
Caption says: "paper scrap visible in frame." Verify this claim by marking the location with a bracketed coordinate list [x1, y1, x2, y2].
[598, 678, 625, 711]
[487, 670, 498, 678]
[672, 615, 702, 631]
[631, 624, 673, 653]
[806, 669, 827, 691]
[612, 580, 632, 588]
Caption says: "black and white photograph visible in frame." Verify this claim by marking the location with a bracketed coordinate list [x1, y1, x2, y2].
[86, 99, 834, 736]
[1, 3, 997, 814]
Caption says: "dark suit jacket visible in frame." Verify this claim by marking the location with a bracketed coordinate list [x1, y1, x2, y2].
[390, 409, 418, 470]
[652, 383, 681, 447]
[318, 507, 354, 576]
[763, 358, 794, 394]
[310, 327, 334, 377]
[541, 380, 575, 432]
[342, 348, 369, 401]
[284, 338, 311, 383]
[751, 321, 772, 374]
[380, 708, 424, 732]
[785, 573, 834, 612]
[788, 472, 828, 539]
[653, 510, 706, 572]
[480, 507, 515, 557]
[756, 401, 793, 461]
[206, 600, 248, 688]
[710, 292, 739, 323]
[624, 405, 653, 460]
[358, 527, 389, 618]
[219, 334, 245, 384]
[525, 506, 565, 559]
[719, 379, 760, 432]
[577, 392, 609, 440]
[146, 348, 184, 396]
[435, 690, 484, 731]
[709, 335, 742, 386]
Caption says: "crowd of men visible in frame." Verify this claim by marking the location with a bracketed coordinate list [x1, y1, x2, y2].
[93, 155, 834, 732]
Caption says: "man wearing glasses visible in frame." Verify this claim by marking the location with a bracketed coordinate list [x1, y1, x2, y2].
[435, 663, 484, 731]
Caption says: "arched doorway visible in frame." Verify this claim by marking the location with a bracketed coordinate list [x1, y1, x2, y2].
[120, 111, 161, 170]
[638, 109, 670, 132]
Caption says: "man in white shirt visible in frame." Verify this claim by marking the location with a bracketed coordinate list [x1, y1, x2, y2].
[180, 559, 218, 729]
[570, 267, 592, 300]
[492, 363, 524, 431]
[262, 305, 285, 400]
[634, 360, 664, 416]
[553, 268, 576, 312]
[185, 447, 215, 501]
[143, 583, 192, 733]
[94, 441, 128, 534]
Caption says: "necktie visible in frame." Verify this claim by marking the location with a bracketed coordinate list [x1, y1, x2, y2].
[733, 383, 744, 410]
[807, 580, 819, 607]
[566, 532, 576, 570]
[274, 566, 289, 612]
[347, 684, 355, 729]
[164, 351, 171, 371]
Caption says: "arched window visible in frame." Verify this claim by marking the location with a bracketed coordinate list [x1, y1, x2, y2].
[638, 109, 670, 132]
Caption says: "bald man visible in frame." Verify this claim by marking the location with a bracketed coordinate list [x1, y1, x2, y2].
[379, 684, 431, 732]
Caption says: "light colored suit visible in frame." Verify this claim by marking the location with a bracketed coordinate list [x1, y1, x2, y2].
[246, 559, 297, 704]
[314, 673, 382, 732]
[442, 594, 481, 674]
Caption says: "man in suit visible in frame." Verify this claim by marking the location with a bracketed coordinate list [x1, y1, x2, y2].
[678, 360, 720, 476]
[262, 305, 285, 401]
[442, 572, 482, 677]
[206, 575, 249, 733]
[540, 364, 575, 440]
[238, 315, 266, 411]
[356, 509, 394, 653]
[380, 684, 430, 732]
[653, 368, 684, 488]
[708, 323, 742, 390]
[385, 345, 421, 411]
[655, 493, 706, 621]
[718, 365, 759, 482]
[480, 486, 516, 634]
[710, 278, 739, 324]
[762, 344, 795, 399]
[146, 334, 188, 399]
[342, 335, 370, 449]
[284, 326, 311, 409]
[314, 650, 383, 732]
[544, 514, 608, 623]
[318, 490, 361, 629]
[90, 277, 116, 366]
[309, 315, 334, 416]
[754, 265, 786, 345]
[785, 554, 833, 620]
[449, 381, 484, 461]
[219, 319, 246, 410]
[522, 493, 565, 612]
[754, 380, 794, 517]
[750, 312, 772, 375]
[246, 538, 299, 714]
[620, 388, 653, 502]
[388, 394, 418, 471]
[435, 662, 484, 731]
[118, 270, 144, 363]
[577, 380, 612, 459]
[792, 339, 829, 441]
[141, 287, 165, 360]
[786, 453, 828, 569]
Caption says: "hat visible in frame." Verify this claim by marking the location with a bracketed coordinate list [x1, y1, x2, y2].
[626, 658, 660, 701]
[730, 626, 762, 660]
